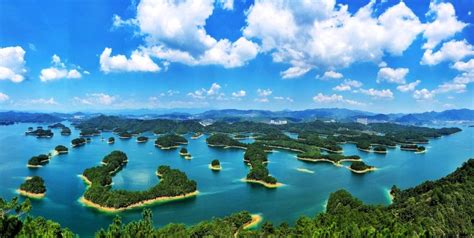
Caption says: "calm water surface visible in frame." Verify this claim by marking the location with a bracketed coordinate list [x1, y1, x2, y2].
[0, 122, 472, 237]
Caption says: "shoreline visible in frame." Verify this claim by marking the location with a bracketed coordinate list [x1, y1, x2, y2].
[264, 145, 304, 153]
[17, 189, 45, 199]
[209, 164, 222, 171]
[241, 178, 283, 188]
[208, 144, 247, 150]
[156, 145, 179, 150]
[79, 190, 199, 212]
[243, 214, 263, 229]
[297, 157, 344, 167]
[346, 166, 377, 174]
[296, 168, 314, 174]
[191, 134, 203, 139]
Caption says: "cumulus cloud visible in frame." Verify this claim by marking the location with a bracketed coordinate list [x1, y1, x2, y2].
[422, 2, 466, 50]
[243, 1, 423, 78]
[333, 79, 362, 91]
[313, 93, 364, 106]
[413, 89, 435, 101]
[0, 92, 9, 102]
[377, 67, 408, 84]
[359, 88, 394, 99]
[0, 46, 27, 83]
[39, 54, 85, 82]
[73, 93, 116, 105]
[99, 48, 160, 73]
[255, 88, 272, 102]
[421, 40, 474, 65]
[274, 96, 293, 102]
[187, 83, 223, 100]
[319, 70, 343, 80]
[110, 0, 258, 71]
[232, 90, 246, 97]
[397, 80, 420, 92]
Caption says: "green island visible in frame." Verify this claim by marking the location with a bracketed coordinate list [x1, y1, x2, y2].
[373, 145, 387, 154]
[136, 136, 148, 143]
[401, 144, 426, 153]
[80, 151, 198, 212]
[206, 133, 247, 149]
[179, 147, 192, 159]
[48, 123, 66, 129]
[60, 127, 71, 135]
[107, 136, 115, 144]
[54, 145, 68, 154]
[71, 137, 86, 148]
[243, 143, 281, 188]
[209, 159, 221, 171]
[18, 176, 46, 199]
[25, 128, 53, 138]
[348, 161, 377, 173]
[27, 154, 50, 168]
[154, 134, 187, 149]
[118, 131, 132, 139]
[4, 159, 470, 237]
[80, 128, 101, 137]
[191, 132, 203, 139]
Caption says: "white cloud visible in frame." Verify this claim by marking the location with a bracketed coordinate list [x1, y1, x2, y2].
[257, 88, 272, 97]
[111, 0, 258, 70]
[232, 90, 246, 97]
[243, 1, 423, 78]
[187, 89, 206, 99]
[319, 70, 343, 80]
[39, 54, 85, 82]
[421, 40, 474, 65]
[73, 93, 116, 105]
[207, 83, 221, 95]
[0, 46, 27, 83]
[160, 90, 180, 97]
[29, 98, 58, 105]
[452, 59, 474, 72]
[377, 67, 408, 84]
[397, 80, 420, 92]
[254, 97, 269, 103]
[333, 79, 362, 91]
[274, 96, 293, 102]
[0, 92, 9, 102]
[359, 88, 394, 99]
[413, 88, 435, 101]
[99, 48, 160, 73]
[218, 0, 234, 10]
[422, 2, 466, 50]
[312, 93, 364, 106]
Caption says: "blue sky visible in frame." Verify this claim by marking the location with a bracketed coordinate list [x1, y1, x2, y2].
[0, 0, 473, 113]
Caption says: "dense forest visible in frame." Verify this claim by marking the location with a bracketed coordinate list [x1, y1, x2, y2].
[3, 159, 471, 237]
[27, 154, 49, 167]
[82, 151, 197, 209]
[155, 134, 188, 148]
[244, 143, 278, 185]
[24, 128, 53, 138]
[54, 145, 68, 154]
[71, 138, 86, 147]
[19, 176, 46, 194]
[206, 133, 246, 148]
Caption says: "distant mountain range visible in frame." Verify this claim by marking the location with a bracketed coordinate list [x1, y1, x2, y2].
[0, 108, 473, 125]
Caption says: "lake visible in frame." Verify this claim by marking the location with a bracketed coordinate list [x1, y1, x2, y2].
[0, 122, 472, 237]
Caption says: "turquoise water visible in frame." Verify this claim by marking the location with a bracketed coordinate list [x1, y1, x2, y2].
[0, 122, 472, 237]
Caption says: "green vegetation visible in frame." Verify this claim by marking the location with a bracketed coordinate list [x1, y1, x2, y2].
[27, 154, 49, 167]
[244, 143, 268, 163]
[179, 147, 189, 156]
[80, 128, 100, 137]
[82, 151, 197, 209]
[48, 123, 65, 129]
[401, 144, 423, 151]
[373, 146, 387, 153]
[54, 145, 68, 154]
[206, 133, 246, 148]
[19, 176, 46, 195]
[298, 132, 342, 153]
[349, 161, 374, 172]
[118, 132, 132, 139]
[25, 128, 53, 138]
[244, 143, 277, 186]
[356, 141, 371, 151]
[0, 197, 74, 237]
[211, 159, 220, 167]
[60, 127, 71, 135]
[136, 136, 148, 143]
[71, 137, 86, 147]
[108, 137, 115, 144]
[155, 134, 187, 149]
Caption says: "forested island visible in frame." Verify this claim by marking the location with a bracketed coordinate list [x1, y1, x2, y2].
[71, 138, 86, 147]
[206, 133, 246, 149]
[18, 176, 46, 198]
[80, 128, 101, 137]
[209, 159, 221, 171]
[401, 144, 426, 153]
[118, 132, 132, 139]
[243, 143, 281, 188]
[348, 161, 376, 173]
[155, 134, 187, 149]
[25, 127, 53, 138]
[80, 151, 197, 212]
[60, 127, 71, 135]
[191, 132, 203, 139]
[54, 145, 68, 154]
[179, 148, 192, 159]
[4, 159, 471, 237]
[27, 154, 50, 168]
[48, 123, 66, 129]
[136, 136, 148, 143]
[107, 137, 115, 144]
